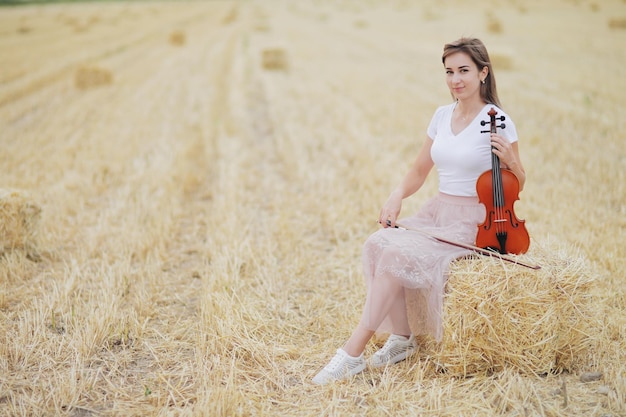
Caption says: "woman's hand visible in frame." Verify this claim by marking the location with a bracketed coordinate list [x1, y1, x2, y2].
[377, 136, 435, 228]
[490, 133, 526, 190]
[378, 190, 403, 228]
[490, 133, 516, 168]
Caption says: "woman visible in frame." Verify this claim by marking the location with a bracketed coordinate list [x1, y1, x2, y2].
[312, 37, 526, 385]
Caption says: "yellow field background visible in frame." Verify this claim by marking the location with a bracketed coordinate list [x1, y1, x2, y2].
[1, 0, 625, 415]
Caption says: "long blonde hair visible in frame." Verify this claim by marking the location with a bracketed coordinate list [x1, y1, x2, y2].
[442, 38, 502, 108]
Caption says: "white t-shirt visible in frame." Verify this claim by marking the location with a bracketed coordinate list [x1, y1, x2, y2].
[427, 102, 518, 197]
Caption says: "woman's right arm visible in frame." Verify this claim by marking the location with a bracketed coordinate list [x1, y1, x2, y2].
[379, 137, 435, 227]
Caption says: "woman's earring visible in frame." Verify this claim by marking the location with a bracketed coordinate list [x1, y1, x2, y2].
[481, 79, 485, 84]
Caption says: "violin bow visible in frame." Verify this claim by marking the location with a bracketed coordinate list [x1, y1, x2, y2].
[387, 220, 541, 270]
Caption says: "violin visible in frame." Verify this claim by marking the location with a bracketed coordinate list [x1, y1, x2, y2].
[475, 107, 530, 255]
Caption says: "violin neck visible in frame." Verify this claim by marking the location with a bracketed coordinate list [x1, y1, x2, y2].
[490, 127, 505, 207]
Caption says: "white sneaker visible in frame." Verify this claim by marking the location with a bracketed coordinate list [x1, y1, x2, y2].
[369, 334, 417, 368]
[312, 349, 366, 385]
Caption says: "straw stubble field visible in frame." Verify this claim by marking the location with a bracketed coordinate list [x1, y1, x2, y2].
[0, 0, 624, 415]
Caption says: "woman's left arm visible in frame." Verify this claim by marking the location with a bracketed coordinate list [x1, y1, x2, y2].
[490, 134, 526, 191]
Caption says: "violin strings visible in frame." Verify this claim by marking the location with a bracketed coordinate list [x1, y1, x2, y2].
[493, 153, 504, 236]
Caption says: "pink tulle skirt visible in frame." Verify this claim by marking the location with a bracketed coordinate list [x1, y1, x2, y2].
[360, 192, 485, 342]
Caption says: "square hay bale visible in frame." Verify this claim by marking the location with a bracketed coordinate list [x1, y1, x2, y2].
[261, 48, 289, 71]
[254, 21, 271, 32]
[422, 251, 598, 377]
[74, 65, 113, 90]
[486, 14, 503, 34]
[490, 52, 513, 71]
[17, 24, 32, 34]
[354, 19, 368, 29]
[0, 189, 41, 253]
[169, 30, 186, 46]
[608, 17, 626, 29]
[222, 6, 238, 25]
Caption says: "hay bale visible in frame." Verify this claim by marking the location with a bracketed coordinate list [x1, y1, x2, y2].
[0, 189, 41, 253]
[354, 19, 368, 29]
[423, 250, 598, 377]
[608, 17, 626, 29]
[169, 30, 186, 46]
[74, 65, 113, 90]
[254, 21, 271, 32]
[17, 25, 32, 34]
[261, 48, 288, 71]
[486, 13, 503, 34]
[222, 6, 238, 25]
[490, 52, 513, 71]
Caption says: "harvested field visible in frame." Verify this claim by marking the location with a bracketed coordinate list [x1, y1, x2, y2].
[1, 0, 624, 416]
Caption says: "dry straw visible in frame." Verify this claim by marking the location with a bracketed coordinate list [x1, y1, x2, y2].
[74, 65, 113, 90]
[0, 189, 41, 253]
[1, 0, 623, 415]
[419, 247, 598, 377]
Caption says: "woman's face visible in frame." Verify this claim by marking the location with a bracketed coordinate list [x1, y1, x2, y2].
[444, 52, 487, 102]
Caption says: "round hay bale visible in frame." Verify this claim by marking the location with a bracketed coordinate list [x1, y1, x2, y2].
[0, 189, 42, 253]
[261, 48, 289, 71]
[423, 248, 598, 377]
[74, 65, 113, 90]
[169, 30, 186, 46]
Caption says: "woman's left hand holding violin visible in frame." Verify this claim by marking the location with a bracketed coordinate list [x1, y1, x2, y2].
[489, 133, 526, 191]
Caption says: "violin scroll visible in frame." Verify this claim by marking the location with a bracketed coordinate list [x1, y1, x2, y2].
[480, 110, 505, 132]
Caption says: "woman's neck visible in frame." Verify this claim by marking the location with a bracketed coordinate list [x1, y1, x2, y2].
[454, 99, 487, 121]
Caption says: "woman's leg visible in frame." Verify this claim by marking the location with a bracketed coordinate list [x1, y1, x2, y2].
[313, 241, 419, 384]
[343, 270, 409, 356]
[387, 287, 411, 336]
[343, 326, 375, 357]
